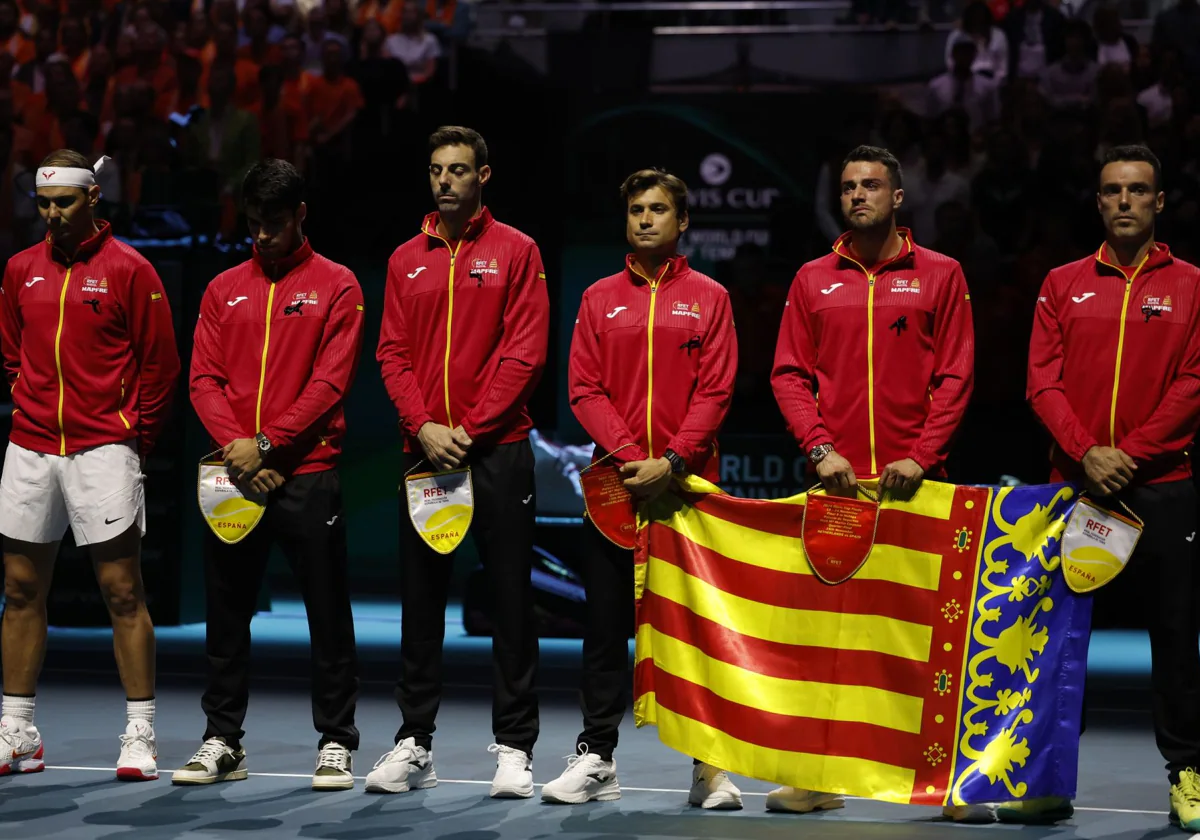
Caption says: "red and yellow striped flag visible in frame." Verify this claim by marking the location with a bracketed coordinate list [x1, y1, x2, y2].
[633, 475, 993, 805]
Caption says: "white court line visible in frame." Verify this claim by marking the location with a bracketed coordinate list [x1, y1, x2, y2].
[40, 766, 1171, 814]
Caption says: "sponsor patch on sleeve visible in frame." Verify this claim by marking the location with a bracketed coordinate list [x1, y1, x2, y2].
[151, 292, 163, 301]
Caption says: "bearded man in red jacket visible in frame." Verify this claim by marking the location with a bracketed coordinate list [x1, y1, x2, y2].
[180, 158, 365, 791]
[1023, 144, 1200, 831]
[0, 149, 180, 782]
[542, 168, 740, 809]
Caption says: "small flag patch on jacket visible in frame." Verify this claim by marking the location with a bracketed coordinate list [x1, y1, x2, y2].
[151, 292, 163, 301]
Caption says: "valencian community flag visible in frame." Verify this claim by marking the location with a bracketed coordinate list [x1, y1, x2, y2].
[633, 477, 1092, 807]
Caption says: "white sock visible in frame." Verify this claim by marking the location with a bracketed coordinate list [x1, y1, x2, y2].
[2, 695, 35, 724]
[127, 698, 155, 727]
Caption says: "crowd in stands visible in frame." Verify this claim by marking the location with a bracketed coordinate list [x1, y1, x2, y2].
[0, 0, 464, 260]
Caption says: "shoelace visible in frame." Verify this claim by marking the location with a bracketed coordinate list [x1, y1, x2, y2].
[190, 738, 233, 765]
[119, 729, 154, 758]
[373, 742, 416, 770]
[561, 746, 600, 777]
[488, 744, 528, 768]
[316, 744, 351, 771]
[1179, 768, 1200, 803]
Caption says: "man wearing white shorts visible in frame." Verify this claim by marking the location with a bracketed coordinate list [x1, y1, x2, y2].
[0, 149, 181, 781]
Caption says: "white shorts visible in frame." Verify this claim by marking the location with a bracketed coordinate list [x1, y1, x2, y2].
[0, 441, 146, 547]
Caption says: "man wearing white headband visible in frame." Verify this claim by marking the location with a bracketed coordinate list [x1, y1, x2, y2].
[0, 149, 181, 781]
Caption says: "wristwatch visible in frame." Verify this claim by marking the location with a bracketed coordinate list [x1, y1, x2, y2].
[664, 449, 687, 474]
[256, 432, 273, 456]
[808, 443, 835, 465]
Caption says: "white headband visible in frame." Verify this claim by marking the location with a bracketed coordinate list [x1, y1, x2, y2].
[36, 156, 111, 190]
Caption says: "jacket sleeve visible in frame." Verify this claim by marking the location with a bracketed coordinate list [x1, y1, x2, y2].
[260, 276, 365, 448]
[908, 265, 975, 470]
[126, 263, 181, 455]
[666, 291, 737, 469]
[567, 289, 648, 463]
[1027, 274, 1100, 462]
[1118, 290, 1200, 465]
[0, 264, 21, 388]
[189, 282, 249, 447]
[459, 240, 550, 442]
[377, 252, 435, 437]
[771, 271, 834, 452]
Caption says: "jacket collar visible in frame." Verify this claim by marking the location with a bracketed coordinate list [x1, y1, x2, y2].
[45, 221, 112, 266]
[1094, 241, 1172, 278]
[252, 237, 315, 279]
[832, 227, 917, 275]
[421, 206, 494, 246]
[625, 253, 689, 286]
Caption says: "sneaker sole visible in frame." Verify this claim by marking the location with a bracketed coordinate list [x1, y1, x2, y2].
[542, 782, 622, 804]
[995, 805, 1074, 825]
[765, 796, 846, 814]
[491, 784, 535, 799]
[171, 769, 250, 786]
[689, 792, 744, 810]
[364, 773, 438, 794]
[117, 766, 159, 781]
[312, 777, 355, 791]
[1168, 810, 1200, 831]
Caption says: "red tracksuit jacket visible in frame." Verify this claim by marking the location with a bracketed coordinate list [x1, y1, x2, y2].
[568, 255, 736, 483]
[377, 208, 550, 449]
[189, 240, 365, 475]
[1028, 242, 1200, 485]
[771, 230, 974, 478]
[0, 223, 180, 457]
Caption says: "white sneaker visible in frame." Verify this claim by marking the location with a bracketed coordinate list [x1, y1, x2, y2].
[116, 719, 158, 781]
[171, 737, 248, 785]
[488, 743, 534, 799]
[688, 763, 743, 810]
[0, 715, 44, 775]
[943, 803, 997, 823]
[541, 746, 621, 804]
[765, 786, 845, 813]
[364, 737, 437, 794]
[312, 742, 354, 791]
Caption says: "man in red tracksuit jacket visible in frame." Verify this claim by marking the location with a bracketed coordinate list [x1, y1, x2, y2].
[770, 145, 974, 818]
[180, 159, 365, 792]
[0, 149, 179, 783]
[1024, 145, 1200, 830]
[372, 126, 550, 799]
[542, 168, 739, 809]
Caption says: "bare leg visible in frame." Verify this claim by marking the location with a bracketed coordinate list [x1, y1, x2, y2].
[91, 526, 154, 700]
[2, 539, 59, 696]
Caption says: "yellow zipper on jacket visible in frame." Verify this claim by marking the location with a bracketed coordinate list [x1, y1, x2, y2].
[53, 268, 72, 455]
[1097, 247, 1151, 445]
[118, 377, 130, 429]
[424, 223, 468, 428]
[254, 283, 276, 433]
[833, 248, 879, 475]
[630, 262, 668, 457]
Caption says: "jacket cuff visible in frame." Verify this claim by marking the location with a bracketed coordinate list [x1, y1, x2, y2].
[1066, 433, 1100, 464]
[260, 425, 290, 449]
[402, 413, 435, 439]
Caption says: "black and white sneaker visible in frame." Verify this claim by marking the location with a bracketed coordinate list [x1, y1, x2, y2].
[541, 745, 621, 804]
[171, 738, 248, 785]
[363, 737, 437, 794]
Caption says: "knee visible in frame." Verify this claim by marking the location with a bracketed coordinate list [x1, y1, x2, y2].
[100, 578, 144, 620]
[2, 572, 42, 611]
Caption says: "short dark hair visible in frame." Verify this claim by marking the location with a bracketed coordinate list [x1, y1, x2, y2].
[841, 144, 903, 189]
[428, 125, 488, 169]
[242, 158, 305, 212]
[619, 168, 689, 218]
[39, 148, 92, 170]
[1100, 144, 1162, 191]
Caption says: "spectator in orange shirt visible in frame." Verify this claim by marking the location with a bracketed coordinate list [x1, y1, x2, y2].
[114, 23, 178, 119]
[237, 4, 280, 66]
[279, 34, 311, 109]
[0, 0, 35, 65]
[355, 0, 403, 34]
[307, 39, 361, 151]
[204, 22, 260, 110]
[256, 64, 307, 171]
[301, 5, 347, 75]
[60, 15, 92, 86]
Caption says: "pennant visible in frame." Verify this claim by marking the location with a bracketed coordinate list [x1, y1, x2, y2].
[581, 462, 638, 550]
[1061, 496, 1143, 593]
[197, 460, 266, 544]
[405, 468, 474, 554]
[801, 491, 879, 584]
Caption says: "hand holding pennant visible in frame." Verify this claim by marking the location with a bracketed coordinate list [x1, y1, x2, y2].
[801, 484, 880, 585]
[580, 445, 640, 550]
